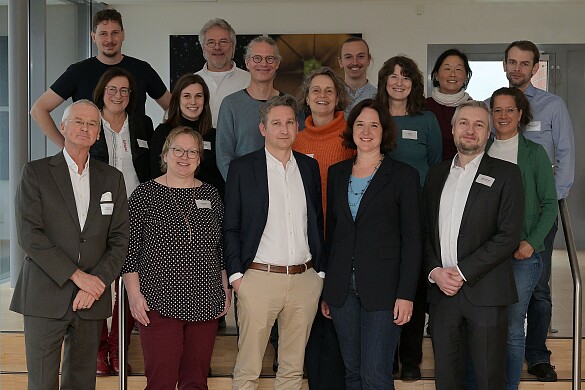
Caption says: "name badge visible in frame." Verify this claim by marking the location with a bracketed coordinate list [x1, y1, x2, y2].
[100, 203, 114, 215]
[475, 174, 495, 187]
[402, 130, 418, 140]
[203, 141, 211, 150]
[196, 199, 212, 209]
[137, 139, 149, 148]
[526, 121, 541, 132]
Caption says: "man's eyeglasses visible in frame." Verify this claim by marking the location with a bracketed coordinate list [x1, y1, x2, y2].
[204, 39, 232, 48]
[65, 119, 100, 130]
[170, 147, 200, 159]
[250, 55, 278, 64]
[105, 86, 130, 97]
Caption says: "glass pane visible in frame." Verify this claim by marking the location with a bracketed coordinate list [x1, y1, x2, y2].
[1, 8, 8, 282]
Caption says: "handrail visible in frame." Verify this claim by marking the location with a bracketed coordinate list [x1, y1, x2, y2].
[559, 198, 581, 389]
[118, 277, 128, 390]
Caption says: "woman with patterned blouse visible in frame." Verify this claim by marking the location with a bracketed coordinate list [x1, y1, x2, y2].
[122, 126, 229, 389]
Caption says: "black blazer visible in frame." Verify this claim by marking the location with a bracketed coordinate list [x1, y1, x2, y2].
[90, 113, 154, 184]
[223, 149, 325, 278]
[322, 156, 423, 311]
[423, 154, 524, 307]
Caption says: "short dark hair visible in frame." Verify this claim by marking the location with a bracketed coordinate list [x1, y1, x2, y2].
[160, 126, 204, 173]
[342, 99, 396, 154]
[93, 67, 136, 113]
[376, 56, 425, 116]
[165, 74, 213, 137]
[505, 40, 540, 65]
[338, 37, 371, 60]
[92, 9, 123, 32]
[490, 87, 533, 130]
[259, 95, 298, 126]
[296, 67, 350, 115]
[431, 48, 472, 90]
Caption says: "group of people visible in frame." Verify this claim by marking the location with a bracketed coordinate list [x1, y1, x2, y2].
[9, 7, 575, 390]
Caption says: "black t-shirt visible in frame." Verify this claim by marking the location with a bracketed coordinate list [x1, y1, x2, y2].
[50, 55, 167, 115]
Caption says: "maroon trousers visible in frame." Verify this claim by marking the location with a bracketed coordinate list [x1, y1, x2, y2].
[139, 310, 218, 390]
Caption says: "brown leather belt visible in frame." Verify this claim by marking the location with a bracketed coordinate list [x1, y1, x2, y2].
[248, 260, 313, 274]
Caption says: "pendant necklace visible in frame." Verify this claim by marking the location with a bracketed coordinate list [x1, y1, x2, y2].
[348, 155, 384, 207]
[165, 175, 197, 243]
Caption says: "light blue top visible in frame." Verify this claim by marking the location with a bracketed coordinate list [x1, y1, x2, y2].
[522, 83, 575, 199]
[389, 111, 442, 186]
[348, 175, 370, 220]
[344, 81, 377, 117]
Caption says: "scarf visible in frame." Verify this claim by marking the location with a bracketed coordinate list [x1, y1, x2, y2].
[431, 87, 471, 107]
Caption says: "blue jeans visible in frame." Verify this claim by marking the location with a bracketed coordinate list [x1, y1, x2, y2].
[525, 220, 557, 367]
[330, 272, 401, 390]
[506, 253, 543, 389]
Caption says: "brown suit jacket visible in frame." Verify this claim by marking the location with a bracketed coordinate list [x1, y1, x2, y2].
[10, 151, 129, 320]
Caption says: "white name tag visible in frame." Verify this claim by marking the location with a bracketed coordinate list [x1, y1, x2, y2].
[475, 174, 495, 187]
[196, 199, 212, 209]
[402, 130, 418, 140]
[137, 139, 149, 148]
[203, 141, 211, 150]
[526, 121, 541, 132]
[100, 203, 114, 215]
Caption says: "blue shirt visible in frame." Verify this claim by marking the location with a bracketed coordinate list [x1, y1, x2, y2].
[522, 84, 574, 199]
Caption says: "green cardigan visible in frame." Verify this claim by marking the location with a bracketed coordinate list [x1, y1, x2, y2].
[487, 134, 557, 253]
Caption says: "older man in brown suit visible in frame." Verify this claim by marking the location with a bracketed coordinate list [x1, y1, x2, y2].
[10, 100, 129, 390]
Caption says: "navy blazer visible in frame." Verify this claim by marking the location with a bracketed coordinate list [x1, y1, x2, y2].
[323, 156, 423, 311]
[423, 154, 524, 306]
[223, 149, 325, 278]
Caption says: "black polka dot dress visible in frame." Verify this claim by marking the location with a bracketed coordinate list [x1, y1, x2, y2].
[122, 180, 225, 321]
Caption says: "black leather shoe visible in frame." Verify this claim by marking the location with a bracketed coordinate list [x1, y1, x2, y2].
[528, 363, 558, 382]
[400, 365, 421, 382]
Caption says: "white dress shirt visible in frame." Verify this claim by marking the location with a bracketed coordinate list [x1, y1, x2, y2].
[433, 152, 484, 282]
[63, 148, 90, 230]
[102, 116, 140, 196]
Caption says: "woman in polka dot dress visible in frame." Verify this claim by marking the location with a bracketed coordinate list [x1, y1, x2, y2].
[122, 126, 230, 389]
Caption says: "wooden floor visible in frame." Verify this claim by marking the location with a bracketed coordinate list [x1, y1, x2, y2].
[2, 249, 584, 389]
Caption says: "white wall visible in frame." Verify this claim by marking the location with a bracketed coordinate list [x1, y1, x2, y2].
[112, 1, 585, 120]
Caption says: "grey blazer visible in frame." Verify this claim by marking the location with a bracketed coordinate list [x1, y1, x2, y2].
[10, 152, 129, 320]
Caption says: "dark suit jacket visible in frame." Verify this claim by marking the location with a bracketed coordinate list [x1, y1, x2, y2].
[10, 152, 130, 320]
[322, 156, 423, 311]
[90, 113, 154, 184]
[223, 149, 325, 277]
[423, 153, 524, 307]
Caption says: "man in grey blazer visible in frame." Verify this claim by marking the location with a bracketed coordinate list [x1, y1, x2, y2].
[423, 100, 524, 390]
[10, 100, 129, 389]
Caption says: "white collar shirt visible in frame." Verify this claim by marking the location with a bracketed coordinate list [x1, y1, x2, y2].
[102, 116, 140, 196]
[63, 147, 91, 231]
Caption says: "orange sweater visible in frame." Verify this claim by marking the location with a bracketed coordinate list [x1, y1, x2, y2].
[293, 111, 355, 216]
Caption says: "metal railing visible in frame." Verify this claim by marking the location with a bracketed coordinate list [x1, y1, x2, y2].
[118, 278, 128, 390]
[559, 198, 582, 389]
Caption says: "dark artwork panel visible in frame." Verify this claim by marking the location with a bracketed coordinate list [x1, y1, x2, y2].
[170, 33, 361, 96]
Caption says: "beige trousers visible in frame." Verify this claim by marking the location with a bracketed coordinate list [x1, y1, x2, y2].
[232, 268, 322, 390]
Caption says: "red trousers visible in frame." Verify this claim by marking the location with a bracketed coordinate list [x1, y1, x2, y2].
[99, 277, 135, 355]
[139, 310, 218, 390]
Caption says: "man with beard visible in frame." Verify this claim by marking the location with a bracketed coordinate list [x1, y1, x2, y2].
[502, 40, 574, 383]
[423, 100, 524, 390]
[195, 18, 251, 127]
[338, 37, 377, 116]
[31, 8, 171, 147]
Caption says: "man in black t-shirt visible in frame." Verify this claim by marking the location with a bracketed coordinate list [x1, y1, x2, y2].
[31, 9, 171, 147]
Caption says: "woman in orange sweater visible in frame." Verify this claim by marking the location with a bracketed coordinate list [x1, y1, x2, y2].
[293, 67, 354, 214]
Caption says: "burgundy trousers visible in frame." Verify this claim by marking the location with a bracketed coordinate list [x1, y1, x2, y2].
[99, 277, 135, 355]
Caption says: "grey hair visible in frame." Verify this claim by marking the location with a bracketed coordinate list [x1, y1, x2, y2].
[259, 95, 298, 126]
[61, 99, 101, 124]
[244, 35, 281, 62]
[451, 100, 492, 129]
[198, 18, 237, 48]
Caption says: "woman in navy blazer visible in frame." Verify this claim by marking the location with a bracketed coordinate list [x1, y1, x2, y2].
[321, 99, 423, 390]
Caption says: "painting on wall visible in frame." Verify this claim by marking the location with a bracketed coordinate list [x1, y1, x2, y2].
[170, 33, 361, 96]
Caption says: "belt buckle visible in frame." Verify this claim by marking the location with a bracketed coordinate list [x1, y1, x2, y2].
[286, 265, 290, 275]
[267, 264, 271, 274]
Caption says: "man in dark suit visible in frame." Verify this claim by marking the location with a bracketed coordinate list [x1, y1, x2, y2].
[10, 100, 129, 389]
[223, 95, 324, 389]
[423, 100, 524, 390]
